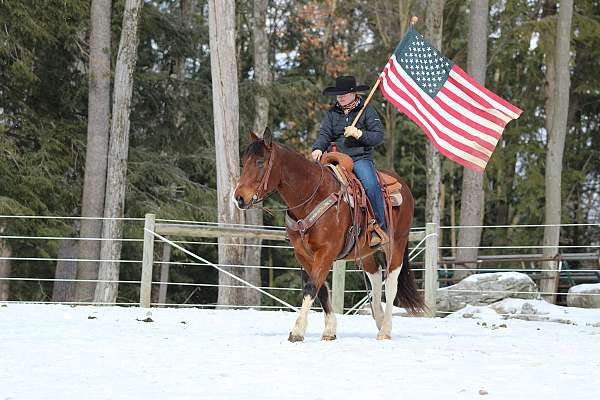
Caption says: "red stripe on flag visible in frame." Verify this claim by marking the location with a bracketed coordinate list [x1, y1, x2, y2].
[446, 75, 510, 120]
[380, 77, 484, 172]
[379, 72, 487, 172]
[387, 60, 503, 144]
[434, 88, 504, 140]
[383, 63, 494, 158]
[438, 86, 507, 132]
[452, 66, 523, 116]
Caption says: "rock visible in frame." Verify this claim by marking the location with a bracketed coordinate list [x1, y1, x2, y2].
[567, 283, 600, 309]
[490, 299, 577, 325]
[437, 272, 539, 313]
[452, 298, 600, 326]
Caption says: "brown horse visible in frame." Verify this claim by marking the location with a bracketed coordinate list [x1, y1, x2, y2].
[234, 127, 424, 341]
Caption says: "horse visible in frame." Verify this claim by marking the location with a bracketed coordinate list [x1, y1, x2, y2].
[234, 127, 424, 341]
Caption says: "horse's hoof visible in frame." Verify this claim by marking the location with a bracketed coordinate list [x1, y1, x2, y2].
[321, 335, 337, 341]
[288, 333, 304, 342]
[376, 333, 392, 340]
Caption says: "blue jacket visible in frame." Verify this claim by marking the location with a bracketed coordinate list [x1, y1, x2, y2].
[312, 97, 384, 161]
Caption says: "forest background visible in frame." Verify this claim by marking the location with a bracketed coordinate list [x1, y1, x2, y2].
[0, 0, 598, 307]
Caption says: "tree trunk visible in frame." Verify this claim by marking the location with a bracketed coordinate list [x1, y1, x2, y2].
[244, 0, 271, 307]
[174, 0, 194, 129]
[541, 0, 573, 303]
[76, 0, 112, 302]
[94, 0, 144, 304]
[372, 0, 416, 171]
[424, 0, 444, 228]
[53, 239, 78, 302]
[208, 0, 246, 306]
[0, 225, 11, 301]
[454, 0, 488, 281]
[384, 106, 397, 170]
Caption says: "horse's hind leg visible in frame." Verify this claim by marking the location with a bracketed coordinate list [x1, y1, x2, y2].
[288, 270, 316, 342]
[377, 265, 401, 340]
[363, 256, 384, 331]
[316, 282, 337, 340]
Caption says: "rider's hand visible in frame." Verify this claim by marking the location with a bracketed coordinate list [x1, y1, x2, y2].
[311, 149, 323, 162]
[344, 126, 363, 139]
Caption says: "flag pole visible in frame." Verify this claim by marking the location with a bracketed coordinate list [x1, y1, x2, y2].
[350, 81, 380, 127]
[351, 15, 418, 128]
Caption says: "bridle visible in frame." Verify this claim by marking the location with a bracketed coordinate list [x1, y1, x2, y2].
[247, 142, 326, 213]
[247, 141, 277, 207]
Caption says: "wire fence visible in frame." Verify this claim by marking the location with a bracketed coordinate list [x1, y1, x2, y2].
[0, 215, 598, 313]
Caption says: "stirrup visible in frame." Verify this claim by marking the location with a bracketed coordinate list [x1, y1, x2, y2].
[369, 226, 389, 247]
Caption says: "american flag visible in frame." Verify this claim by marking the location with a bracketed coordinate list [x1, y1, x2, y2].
[379, 27, 522, 172]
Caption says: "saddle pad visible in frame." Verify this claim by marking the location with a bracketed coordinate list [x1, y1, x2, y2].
[390, 191, 403, 206]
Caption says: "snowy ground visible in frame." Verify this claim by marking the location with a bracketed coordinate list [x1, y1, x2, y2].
[1, 303, 599, 400]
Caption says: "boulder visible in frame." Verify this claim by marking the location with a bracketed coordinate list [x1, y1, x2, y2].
[567, 283, 600, 308]
[437, 272, 539, 313]
[450, 298, 600, 326]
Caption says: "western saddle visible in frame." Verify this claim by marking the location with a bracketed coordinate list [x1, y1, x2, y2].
[285, 149, 404, 261]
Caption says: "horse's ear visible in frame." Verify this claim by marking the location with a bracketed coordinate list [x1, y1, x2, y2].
[263, 127, 272, 149]
[249, 130, 260, 141]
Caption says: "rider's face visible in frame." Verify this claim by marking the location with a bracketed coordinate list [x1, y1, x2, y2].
[336, 92, 357, 107]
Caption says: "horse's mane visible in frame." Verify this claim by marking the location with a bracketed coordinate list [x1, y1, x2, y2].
[243, 140, 302, 159]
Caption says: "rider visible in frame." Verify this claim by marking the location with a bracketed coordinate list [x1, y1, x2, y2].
[311, 75, 387, 247]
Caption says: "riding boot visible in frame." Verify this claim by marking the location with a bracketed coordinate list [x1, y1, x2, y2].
[369, 223, 389, 247]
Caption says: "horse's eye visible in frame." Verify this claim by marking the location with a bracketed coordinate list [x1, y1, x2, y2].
[256, 159, 264, 168]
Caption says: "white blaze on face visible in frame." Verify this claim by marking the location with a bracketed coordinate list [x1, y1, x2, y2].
[232, 192, 243, 210]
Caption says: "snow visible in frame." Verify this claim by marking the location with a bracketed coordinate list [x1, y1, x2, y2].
[1, 304, 600, 400]
[461, 271, 532, 283]
[569, 283, 600, 294]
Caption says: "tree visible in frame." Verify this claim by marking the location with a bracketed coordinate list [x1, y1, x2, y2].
[454, 0, 489, 281]
[366, 0, 420, 170]
[208, 0, 246, 306]
[244, 0, 272, 306]
[424, 0, 445, 227]
[76, 0, 112, 302]
[95, 0, 144, 303]
[541, 0, 574, 303]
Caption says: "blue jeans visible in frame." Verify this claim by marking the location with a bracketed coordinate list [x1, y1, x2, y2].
[353, 159, 386, 231]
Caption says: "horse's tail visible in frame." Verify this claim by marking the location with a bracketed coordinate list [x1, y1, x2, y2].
[393, 243, 426, 314]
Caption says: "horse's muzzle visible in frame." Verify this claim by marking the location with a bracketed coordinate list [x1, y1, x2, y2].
[235, 195, 247, 209]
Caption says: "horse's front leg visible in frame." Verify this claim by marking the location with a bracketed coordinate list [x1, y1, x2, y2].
[317, 282, 336, 341]
[288, 271, 317, 343]
[377, 266, 401, 340]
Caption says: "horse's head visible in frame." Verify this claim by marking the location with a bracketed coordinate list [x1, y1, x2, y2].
[234, 127, 279, 209]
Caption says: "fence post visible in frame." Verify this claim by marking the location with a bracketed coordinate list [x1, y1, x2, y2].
[331, 260, 346, 314]
[140, 213, 156, 308]
[157, 241, 171, 306]
[424, 222, 438, 317]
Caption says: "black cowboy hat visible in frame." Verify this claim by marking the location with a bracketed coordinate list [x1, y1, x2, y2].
[322, 75, 369, 96]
